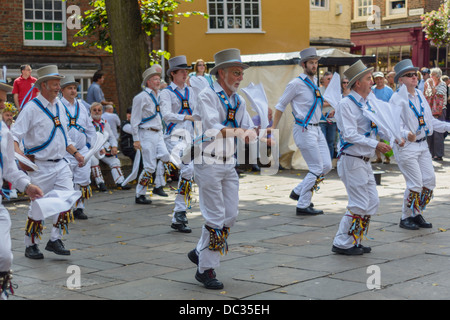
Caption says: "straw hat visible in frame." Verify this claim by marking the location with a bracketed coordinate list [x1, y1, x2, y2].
[60, 75, 79, 89]
[166, 56, 191, 77]
[34, 65, 64, 90]
[344, 60, 374, 88]
[209, 48, 249, 76]
[394, 59, 419, 83]
[299, 47, 321, 65]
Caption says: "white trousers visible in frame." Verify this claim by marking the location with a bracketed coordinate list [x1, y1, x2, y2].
[0, 207, 12, 271]
[194, 163, 239, 273]
[333, 156, 379, 249]
[25, 159, 74, 246]
[136, 129, 170, 196]
[395, 141, 436, 219]
[165, 135, 194, 217]
[91, 155, 124, 185]
[292, 125, 332, 208]
[67, 146, 91, 209]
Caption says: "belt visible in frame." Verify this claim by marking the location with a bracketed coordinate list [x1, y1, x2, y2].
[202, 152, 232, 163]
[340, 152, 370, 162]
[415, 137, 427, 143]
[47, 159, 63, 162]
[308, 123, 319, 127]
[141, 127, 160, 132]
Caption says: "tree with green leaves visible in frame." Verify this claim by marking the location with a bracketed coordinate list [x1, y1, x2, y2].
[73, 0, 206, 118]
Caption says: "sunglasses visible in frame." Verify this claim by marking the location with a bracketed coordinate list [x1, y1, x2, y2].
[402, 72, 418, 78]
[342, 81, 349, 84]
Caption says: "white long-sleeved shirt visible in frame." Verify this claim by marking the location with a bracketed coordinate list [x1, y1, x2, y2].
[12, 94, 74, 160]
[131, 87, 163, 140]
[159, 82, 196, 137]
[390, 88, 450, 144]
[60, 97, 97, 151]
[1, 123, 30, 200]
[194, 81, 255, 158]
[275, 74, 323, 125]
[335, 90, 379, 158]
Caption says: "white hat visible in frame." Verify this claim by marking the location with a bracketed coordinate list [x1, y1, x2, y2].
[209, 48, 249, 76]
[372, 71, 384, 78]
[34, 65, 64, 90]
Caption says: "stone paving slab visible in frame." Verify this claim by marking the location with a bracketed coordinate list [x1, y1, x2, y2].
[3, 141, 450, 301]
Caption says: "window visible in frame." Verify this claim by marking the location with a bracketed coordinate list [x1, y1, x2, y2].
[386, 0, 407, 17]
[208, 0, 262, 33]
[311, 0, 328, 9]
[355, 0, 373, 19]
[23, 0, 66, 46]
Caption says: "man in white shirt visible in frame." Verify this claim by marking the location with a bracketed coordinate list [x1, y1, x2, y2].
[160, 56, 196, 233]
[60, 75, 97, 220]
[90, 102, 131, 191]
[131, 64, 172, 205]
[332, 60, 392, 255]
[271, 47, 332, 216]
[390, 59, 450, 230]
[0, 76, 43, 298]
[188, 49, 257, 290]
[12, 65, 84, 259]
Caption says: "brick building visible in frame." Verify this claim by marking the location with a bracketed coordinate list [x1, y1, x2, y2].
[350, 0, 442, 72]
[0, 0, 119, 108]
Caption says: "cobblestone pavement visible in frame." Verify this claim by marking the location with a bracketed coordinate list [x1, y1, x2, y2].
[4, 142, 450, 300]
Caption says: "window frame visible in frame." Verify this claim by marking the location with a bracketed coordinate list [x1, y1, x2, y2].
[310, 0, 329, 11]
[352, 0, 373, 22]
[23, 0, 67, 47]
[383, 0, 408, 20]
[207, 0, 263, 34]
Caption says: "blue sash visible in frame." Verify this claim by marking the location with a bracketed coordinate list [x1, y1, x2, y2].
[164, 86, 192, 134]
[337, 95, 377, 156]
[61, 100, 86, 135]
[140, 90, 161, 125]
[211, 86, 241, 128]
[409, 90, 429, 135]
[24, 98, 68, 155]
[293, 76, 324, 128]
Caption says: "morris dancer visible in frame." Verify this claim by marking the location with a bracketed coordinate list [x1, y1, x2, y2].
[390, 59, 450, 230]
[271, 47, 332, 216]
[160, 56, 196, 233]
[12, 65, 83, 259]
[188, 48, 257, 289]
[60, 75, 97, 219]
[332, 60, 392, 255]
[90, 102, 130, 191]
[0, 75, 43, 298]
[131, 65, 172, 205]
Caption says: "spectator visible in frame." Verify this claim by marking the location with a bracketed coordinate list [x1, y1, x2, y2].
[86, 71, 114, 107]
[102, 104, 121, 139]
[418, 68, 430, 92]
[386, 71, 396, 91]
[319, 71, 337, 160]
[188, 58, 214, 86]
[12, 64, 39, 110]
[341, 76, 350, 97]
[424, 67, 447, 161]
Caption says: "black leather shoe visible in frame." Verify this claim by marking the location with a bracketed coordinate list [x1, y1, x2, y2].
[174, 211, 188, 224]
[195, 269, 224, 290]
[135, 195, 152, 204]
[117, 183, 131, 190]
[45, 239, 70, 255]
[73, 208, 88, 220]
[188, 249, 199, 265]
[413, 215, 432, 228]
[251, 164, 261, 172]
[296, 206, 323, 215]
[332, 245, 364, 255]
[289, 190, 299, 201]
[399, 217, 419, 230]
[171, 223, 191, 233]
[357, 244, 372, 253]
[153, 186, 168, 197]
[98, 183, 107, 192]
[25, 244, 44, 259]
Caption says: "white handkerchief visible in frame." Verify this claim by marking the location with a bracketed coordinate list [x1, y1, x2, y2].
[30, 190, 82, 220]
